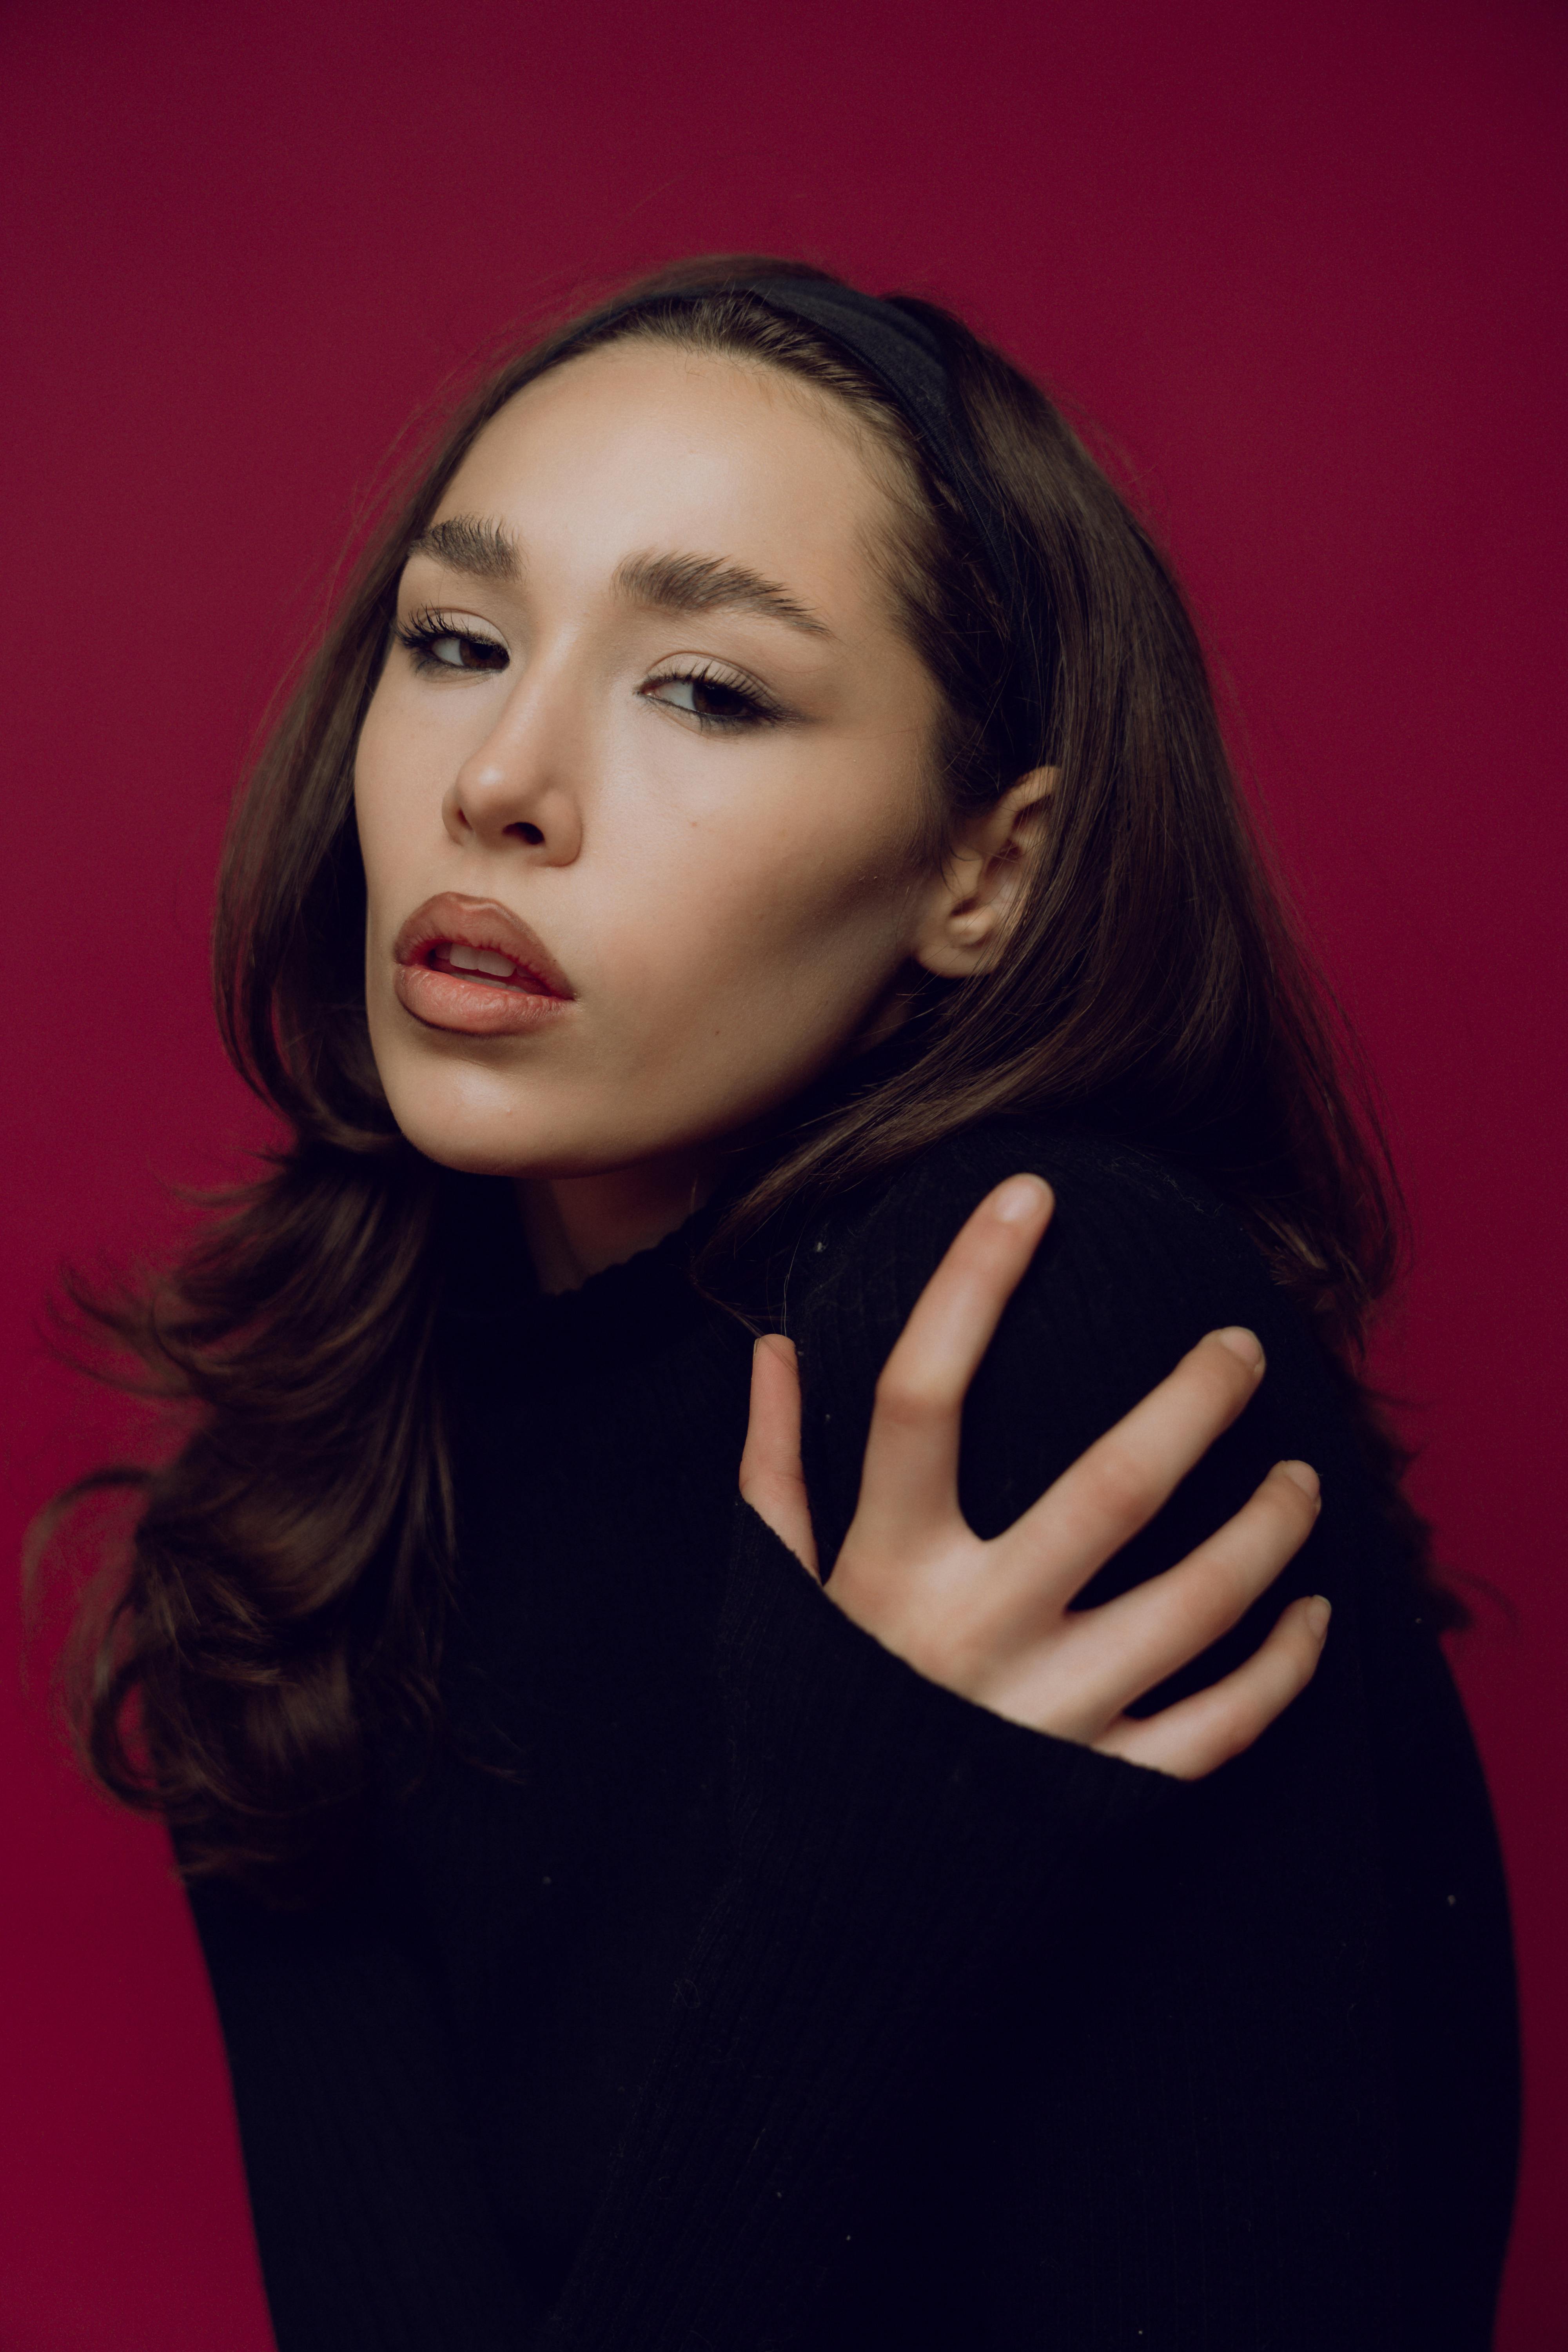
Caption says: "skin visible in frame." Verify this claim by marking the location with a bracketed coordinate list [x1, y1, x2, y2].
[742, 1182, 1326, 1776]
[354, 338, 1327, 1778]
[357, 339, 1043, 1288]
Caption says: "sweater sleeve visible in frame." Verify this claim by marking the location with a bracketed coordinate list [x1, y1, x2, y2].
[534, 1503, 1183, 2351]
[192, 1525, 1182, 2352]
[195, 1131, 1515, 2352]
[541, 1127, 1514, 2350]
[779, 1126, 1515, 2349]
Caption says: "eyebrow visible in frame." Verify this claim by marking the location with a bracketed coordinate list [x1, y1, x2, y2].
[404, 516, 832, 640]
[405, 514, 521, 580]
[613, 550, 831, 638]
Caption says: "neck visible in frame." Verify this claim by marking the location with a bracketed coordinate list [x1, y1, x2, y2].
[517, 1149, 724, 1295]
[514, 996, 934, 1295]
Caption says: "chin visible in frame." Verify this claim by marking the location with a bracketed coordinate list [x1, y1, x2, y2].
[376, 1058, 556, 1179]
[377, 1069, 652, 1183]
[402, 1128, 541, 1179]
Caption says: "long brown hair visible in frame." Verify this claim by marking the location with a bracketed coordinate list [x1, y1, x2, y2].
[44, 255, 1451, 1904]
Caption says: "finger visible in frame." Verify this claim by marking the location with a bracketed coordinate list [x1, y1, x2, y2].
[1040, 1460, 1321, 1732]
[1092, 1592, 1331, 1780]
[857, 1176, 1054, 1545]
[739, 1335, 820, 1577]
[996, 1326, 1267, 1608]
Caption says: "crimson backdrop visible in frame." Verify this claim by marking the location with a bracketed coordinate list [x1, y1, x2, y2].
[2, 2, 1563, 2344]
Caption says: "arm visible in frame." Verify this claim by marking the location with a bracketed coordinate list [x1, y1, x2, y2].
[535, 1509, 1186, 2351]
[191, 1147, 1504, 2351]
[535, 1174, 1329, 2350]
[748, 1171, 1328, 1775]
[773, 1134, 1434, 2345]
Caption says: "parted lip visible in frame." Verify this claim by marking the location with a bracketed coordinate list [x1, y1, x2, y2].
[391, 892, 574, 998]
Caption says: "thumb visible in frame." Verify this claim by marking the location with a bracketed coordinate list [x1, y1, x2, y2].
[738, 1334, 820, 1578]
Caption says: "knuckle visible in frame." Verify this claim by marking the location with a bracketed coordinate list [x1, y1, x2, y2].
[1232, 1505, 1301, 1580]
[1082, 1439, 1158, 1528]
[873, 1368, 948, 1427]
[1204, 1725, 1256, 1775]
[1119, 1719, 1210, 1782]
[1189, 1693, 1258, 1774]
[1214, 1490, 1306, 1584]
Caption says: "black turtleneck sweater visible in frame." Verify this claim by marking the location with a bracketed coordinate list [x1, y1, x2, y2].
[188, 1120, 1518, 2351]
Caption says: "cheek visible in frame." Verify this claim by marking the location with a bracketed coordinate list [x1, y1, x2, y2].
[595, 797, 921, 1038]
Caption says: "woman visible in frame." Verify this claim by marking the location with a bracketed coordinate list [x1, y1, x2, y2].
[63, 259, 1517, 2347]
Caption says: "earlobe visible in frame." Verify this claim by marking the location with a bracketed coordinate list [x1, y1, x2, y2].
[912, 767, 1056, 979]
[916, 901, 1002, 978]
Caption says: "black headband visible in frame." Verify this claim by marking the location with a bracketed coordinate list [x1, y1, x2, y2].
[596, 276, 1055, 762]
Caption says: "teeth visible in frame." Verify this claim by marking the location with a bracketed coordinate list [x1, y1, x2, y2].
[446, 944, 519, 980]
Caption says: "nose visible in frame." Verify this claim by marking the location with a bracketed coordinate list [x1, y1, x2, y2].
[442, 670, 584, 864]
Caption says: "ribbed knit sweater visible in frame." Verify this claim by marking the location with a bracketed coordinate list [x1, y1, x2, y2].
[189, 1119, 1518, 2350]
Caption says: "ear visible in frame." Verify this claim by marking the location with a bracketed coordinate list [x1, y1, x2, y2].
[910, 769, 1056, 979]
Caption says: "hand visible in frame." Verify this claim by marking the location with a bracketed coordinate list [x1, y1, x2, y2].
[739, 1174, 1329, 1779]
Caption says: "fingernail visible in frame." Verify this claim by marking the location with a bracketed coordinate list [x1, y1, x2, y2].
[1277, 1459, 1320, 1502]
[1214, 1326, 1264, 1373]
[991, 1174, 1049, 1224]
[1304, 1595, 1332, 1639]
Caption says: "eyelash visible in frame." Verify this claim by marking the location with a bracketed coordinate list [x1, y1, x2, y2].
[395, 610, 509, 673]
[640, 659, 784, 733]
[394, 613, 786, 735]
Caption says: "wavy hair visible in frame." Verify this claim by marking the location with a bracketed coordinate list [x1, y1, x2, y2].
[41, 255, 1454, 1905]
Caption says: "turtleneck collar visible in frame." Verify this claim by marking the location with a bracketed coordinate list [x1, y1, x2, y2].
[431, 1002, 950, 1347]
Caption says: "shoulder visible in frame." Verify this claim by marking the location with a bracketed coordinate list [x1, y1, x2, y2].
[789, 1116, 1287, 1372]
[788, 1116, 1349, 1569]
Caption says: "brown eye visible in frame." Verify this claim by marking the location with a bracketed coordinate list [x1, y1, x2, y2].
[398, 617, 509, 673]
[433, 631, 507, 671]
[689, 677, 757, 721]
[646, 671, 770, 727]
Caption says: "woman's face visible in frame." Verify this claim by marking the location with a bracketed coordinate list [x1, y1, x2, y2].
[355, 338, 948, 1189]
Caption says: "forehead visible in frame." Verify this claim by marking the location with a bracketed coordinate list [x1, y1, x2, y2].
[432, 340, 900, 612]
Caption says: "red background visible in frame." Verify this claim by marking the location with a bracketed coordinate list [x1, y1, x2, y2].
[2, 2, 1563, 2343]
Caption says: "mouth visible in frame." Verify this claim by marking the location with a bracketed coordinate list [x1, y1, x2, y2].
[391, 892, 574, 1038]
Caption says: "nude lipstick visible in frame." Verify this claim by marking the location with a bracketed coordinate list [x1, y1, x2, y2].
[392, 892, 574, 1037]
